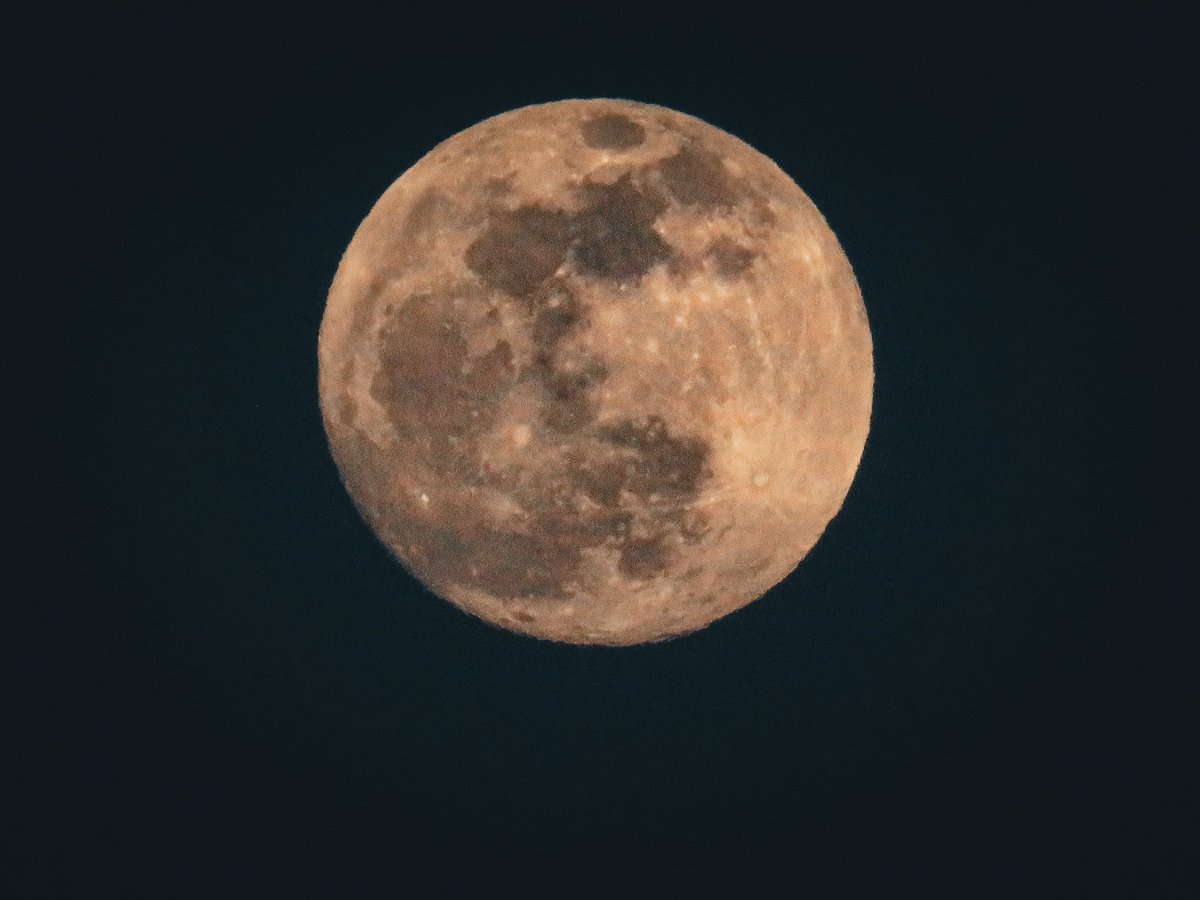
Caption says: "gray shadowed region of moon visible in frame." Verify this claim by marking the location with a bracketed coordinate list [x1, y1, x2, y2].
[318, 98, 873, 645]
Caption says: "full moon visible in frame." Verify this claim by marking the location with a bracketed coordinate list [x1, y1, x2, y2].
[318, 99, 873, 645]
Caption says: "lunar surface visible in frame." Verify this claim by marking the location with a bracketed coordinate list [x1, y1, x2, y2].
[318, 99, 873, 645]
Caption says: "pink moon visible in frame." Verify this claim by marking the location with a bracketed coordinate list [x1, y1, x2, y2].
[318, 99, 873, 644]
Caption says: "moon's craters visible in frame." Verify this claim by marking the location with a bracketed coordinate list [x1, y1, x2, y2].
[705, 235, 757, 278]
[365, 278, 715, 604]
[371, 290, 514, 445]
[527, 281, 609, 434]
[465, 173, 673, 292]
[655, 144, 742, 209]
[580, 112, 646, 151]
[464, 206, 573, 297]
[319, 98, 874, 644]
[570, 175, 673, 283]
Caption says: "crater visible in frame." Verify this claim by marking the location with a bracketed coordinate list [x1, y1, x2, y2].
[569, 174, 672, 283]
[581, 113, 646, 151]
[706, 236, 756, 278]
[465, 206, 572, 296]
[619, 535, 670, 579]
[465, 175, 675, 300]
[655, 145, 741, 209]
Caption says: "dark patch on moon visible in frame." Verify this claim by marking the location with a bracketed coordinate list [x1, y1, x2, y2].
[375, 159, 722, 600]
[525, 279, 609, 434]
[595, 415, 711, 500]
[336, 359, 358, 425]
[570, 455, 628, 508]
[706, 236, 756, 278]
[365, 292, 716, 595]
[562, 415, 715, 580]
[619, 535, 670, 579]
[403, 189, 453, 241]
[482, 175, 513, 198]
[419, 516, 588, 599]
[750, 197, 778, 226]
[323, 99, 873, 635]
[529, 278, 584, 347]
[570, 174, 672, 283]
[464, 206, 572, 296]
[372, 292, 515, 451]
[465, 174, 673, 294]
[581, 113, 646, 151]
[655, 145, 740, 209]
[678, 508, 713, 544]
[364, 291, 593, 599]
[538, 359, 609, 433]
[462, 172, 678, 441]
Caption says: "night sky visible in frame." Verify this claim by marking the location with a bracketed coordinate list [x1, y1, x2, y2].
[14, 9, 1193, 896]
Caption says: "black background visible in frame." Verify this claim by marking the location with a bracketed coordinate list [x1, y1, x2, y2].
[13, 7, 1194, 896]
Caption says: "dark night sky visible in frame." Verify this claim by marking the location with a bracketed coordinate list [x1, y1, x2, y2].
[13, 8, 1194, 897]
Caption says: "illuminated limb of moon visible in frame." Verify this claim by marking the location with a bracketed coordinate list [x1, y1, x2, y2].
[319, 99, 873, 645]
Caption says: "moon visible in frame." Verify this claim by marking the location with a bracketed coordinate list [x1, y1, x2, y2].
[318, 99, 873, 645]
